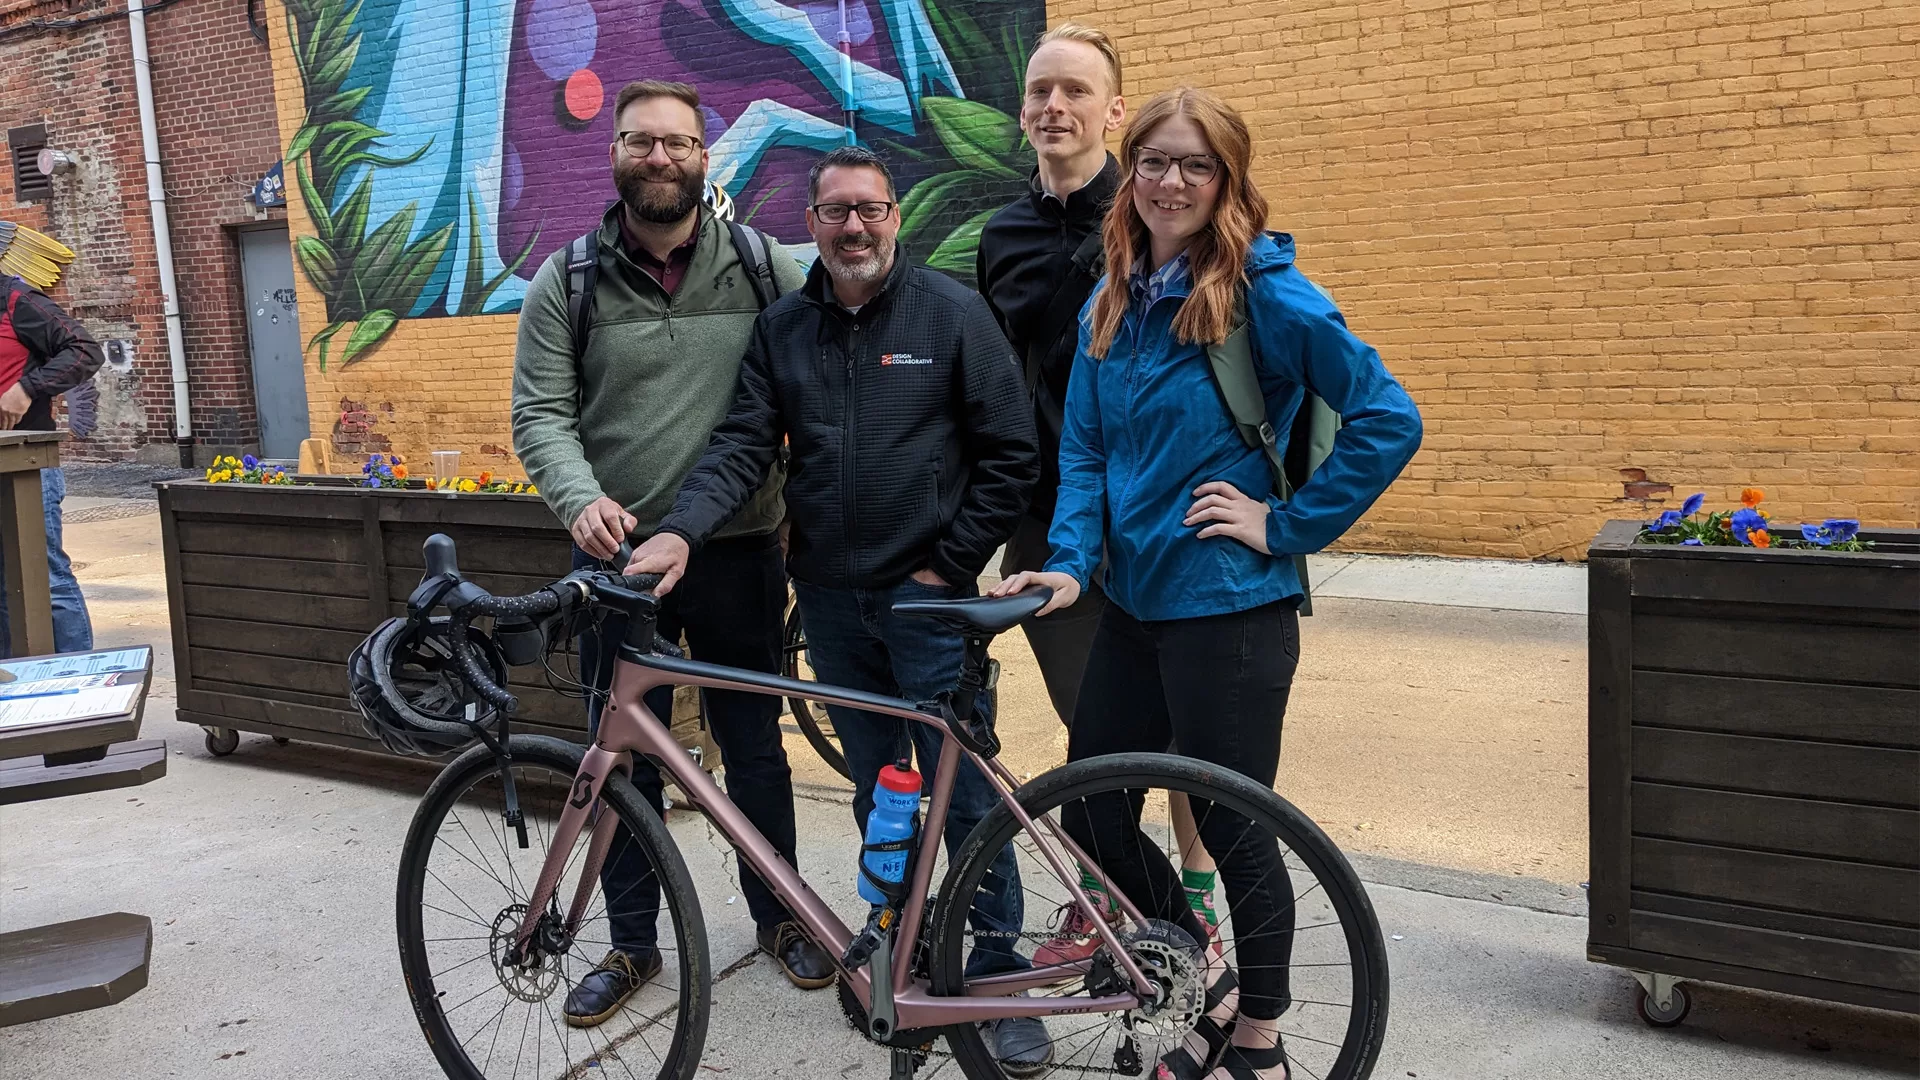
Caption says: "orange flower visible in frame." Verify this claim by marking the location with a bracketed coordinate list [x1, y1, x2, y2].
[424, 478, 437, 491]
[1751, 529, 1771, 548]
[1741, 487, 1764, 507]
[392, 464, 409, 480]
[479, 470, 493, 485]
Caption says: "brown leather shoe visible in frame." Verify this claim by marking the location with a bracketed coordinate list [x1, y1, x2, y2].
[563, 948, 663, 1027]
[757, 921, 836, 990]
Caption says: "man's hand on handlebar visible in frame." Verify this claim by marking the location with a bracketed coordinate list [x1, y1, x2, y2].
[572, 497, 637, 561]
[624, 532, 691, 596]
[989, 571, 1080, 616]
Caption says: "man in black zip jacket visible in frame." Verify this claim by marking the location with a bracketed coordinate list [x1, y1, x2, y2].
[975, 24, 1125, 737]
[628, 146, 1051, 1072]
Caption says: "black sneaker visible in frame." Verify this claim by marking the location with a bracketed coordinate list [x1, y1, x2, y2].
[563, 948, 662, 1028]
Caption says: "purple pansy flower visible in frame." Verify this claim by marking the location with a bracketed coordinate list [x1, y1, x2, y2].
[1680, 492, 1705, 516]
[1729, 507, 1767, 545]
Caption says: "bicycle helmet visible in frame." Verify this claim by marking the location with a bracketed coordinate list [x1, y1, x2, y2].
[349, 615, 510, 757]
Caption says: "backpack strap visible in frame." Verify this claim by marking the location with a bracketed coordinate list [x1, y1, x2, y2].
[726, 219, 781, 311]
[564, 230, 600, 374]
[1204, 295, 1326, 615]
[1024, 227, 1105, 396]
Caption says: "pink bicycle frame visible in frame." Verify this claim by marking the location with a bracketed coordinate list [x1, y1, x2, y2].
[514, 646, 1159, 1029]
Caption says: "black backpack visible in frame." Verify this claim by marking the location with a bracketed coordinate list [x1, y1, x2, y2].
[562, 217, 782, 363]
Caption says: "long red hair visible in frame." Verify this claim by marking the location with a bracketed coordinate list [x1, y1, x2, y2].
[1087, 87, 1269, 358]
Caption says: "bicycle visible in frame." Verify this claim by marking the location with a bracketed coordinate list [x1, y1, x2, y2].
[372, 534, 1389, 1080]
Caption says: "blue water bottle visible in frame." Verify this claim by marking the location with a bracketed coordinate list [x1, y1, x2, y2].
[858, 761, 922, 905]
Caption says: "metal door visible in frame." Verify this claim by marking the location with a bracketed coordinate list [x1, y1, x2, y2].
[239, 228, 309, 460]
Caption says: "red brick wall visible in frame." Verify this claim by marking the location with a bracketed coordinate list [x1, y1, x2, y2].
[0, 0, 284, 462]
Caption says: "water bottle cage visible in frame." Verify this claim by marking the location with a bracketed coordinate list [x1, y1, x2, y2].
[858, 825, 921, 906]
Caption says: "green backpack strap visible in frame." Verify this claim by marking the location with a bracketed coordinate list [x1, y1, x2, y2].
[1204, 297, 1340, 616]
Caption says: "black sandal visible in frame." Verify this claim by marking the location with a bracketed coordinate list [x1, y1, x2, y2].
[1215, 1032, 1289, 1079]
[1155, 967, 1238, 1080]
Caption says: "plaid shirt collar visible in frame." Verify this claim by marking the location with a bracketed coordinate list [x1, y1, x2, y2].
[1129, 250, 1191, 309]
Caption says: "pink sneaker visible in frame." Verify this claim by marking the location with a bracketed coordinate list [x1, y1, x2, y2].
[1032, 901, 1115, 968]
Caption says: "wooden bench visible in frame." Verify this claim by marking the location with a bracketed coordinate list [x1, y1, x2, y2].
[0, 431, 62, 658]
[0, 739, 166, 806]
[0, 913, 151, 1028]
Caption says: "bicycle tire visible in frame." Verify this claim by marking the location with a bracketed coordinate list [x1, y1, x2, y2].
[396, 735, 711, 1080]
[781, 600, 851, 781]
[927, 752, 1388, 1080]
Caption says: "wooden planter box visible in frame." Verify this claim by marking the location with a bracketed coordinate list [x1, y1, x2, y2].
[1587, 520, 1920, 1018]
[156, 478, 592, 753]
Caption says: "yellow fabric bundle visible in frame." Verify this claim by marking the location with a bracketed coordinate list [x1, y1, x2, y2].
[0, 221, 76, 289]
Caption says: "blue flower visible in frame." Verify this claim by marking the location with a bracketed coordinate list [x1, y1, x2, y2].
[1824, 518, 1859, 543]
[1680, 492, 1705, 517]
[1681, 538, 1704, 546]
[1800, 524, 1832, 546]
[241, 454, 259, 470]
[1729, 507, 1767, 545]
[1651, 509, 1683, 531]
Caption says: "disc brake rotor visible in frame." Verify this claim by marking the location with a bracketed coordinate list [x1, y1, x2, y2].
[489, 904, 563, 1003]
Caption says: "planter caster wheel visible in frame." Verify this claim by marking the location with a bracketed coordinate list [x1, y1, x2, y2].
[1632, 972, 1691, 1027]
[272, 737, 291, 746]
[204, 727, 240, 757]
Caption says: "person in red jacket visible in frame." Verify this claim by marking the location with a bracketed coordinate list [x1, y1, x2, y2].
[0, 274, 103, 657]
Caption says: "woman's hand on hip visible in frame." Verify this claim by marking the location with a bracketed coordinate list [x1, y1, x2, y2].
[989, 571, 1081, 616]
[1186, 480, 1272, 554]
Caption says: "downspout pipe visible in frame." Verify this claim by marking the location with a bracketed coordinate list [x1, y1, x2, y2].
[128, 0, 194, 464]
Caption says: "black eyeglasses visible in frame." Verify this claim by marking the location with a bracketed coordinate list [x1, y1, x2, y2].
[616, 131, 703, 161]
[810, 201, 896, 225]
[1133, 147, 1221, 186]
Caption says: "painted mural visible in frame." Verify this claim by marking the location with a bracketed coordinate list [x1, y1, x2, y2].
[282, 0, 1040, 368]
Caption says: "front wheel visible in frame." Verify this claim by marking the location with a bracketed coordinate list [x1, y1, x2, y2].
[396, 735, 711, 1080]
[929, 753, 1389, 1080]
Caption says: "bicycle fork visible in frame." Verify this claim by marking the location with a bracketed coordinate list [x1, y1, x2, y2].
[509, 743, 628, 961]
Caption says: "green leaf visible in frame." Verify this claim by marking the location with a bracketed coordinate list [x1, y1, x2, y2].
[293, 236, 336, 292]
[314, 36, 362, 93]
[474, 225, 542, 314]
[925, 207, 997, 273]
[897, 170, 988, 245]
[352, 205, 419, 304]
[286, 124, 319, 163]
[332, 174, 374, 259]
[921, 97, 1021, 178]
[293, 159, 332, 238]
[317, 86, 371, 122]
[459, 191, 486, 318]
[387, 223, 453, 307]
[329, 141, 433, 174]
[339, 310, 399, 367]
[308, 320, 346, 372]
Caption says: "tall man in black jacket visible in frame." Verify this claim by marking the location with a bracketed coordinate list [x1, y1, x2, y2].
[975, 23, 1125, 730]
[628, 146, 1051, 1072]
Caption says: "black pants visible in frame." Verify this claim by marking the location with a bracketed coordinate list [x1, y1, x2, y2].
[574, 533, 797, 954]
[999, 514, 1107, 728]
[1064, 597, 1301, 1019]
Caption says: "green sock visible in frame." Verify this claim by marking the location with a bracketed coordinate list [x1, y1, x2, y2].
[1182, 868, 1219, 927]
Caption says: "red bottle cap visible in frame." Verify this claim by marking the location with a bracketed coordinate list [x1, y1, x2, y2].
[877, 763, 922, 794]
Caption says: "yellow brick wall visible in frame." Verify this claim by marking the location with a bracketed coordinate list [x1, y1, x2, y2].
[1063, 0, 1918, 557]
[268, 0, 1918, 558]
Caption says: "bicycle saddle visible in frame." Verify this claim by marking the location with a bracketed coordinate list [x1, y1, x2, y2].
[893, 587, 1053, 634]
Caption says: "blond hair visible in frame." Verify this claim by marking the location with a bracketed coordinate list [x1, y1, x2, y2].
[1088, 87, 1270, 357]
[1036, 22, 1123, 96]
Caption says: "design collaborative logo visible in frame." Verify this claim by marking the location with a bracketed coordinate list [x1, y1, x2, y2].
[879, 353, 933, 366]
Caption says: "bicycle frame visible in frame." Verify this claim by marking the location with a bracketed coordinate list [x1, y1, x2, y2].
[512, 644, 1162, 1030]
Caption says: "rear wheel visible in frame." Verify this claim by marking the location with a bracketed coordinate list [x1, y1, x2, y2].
[929, 753, 1389, 1080]
[396, 736, 710, 1080]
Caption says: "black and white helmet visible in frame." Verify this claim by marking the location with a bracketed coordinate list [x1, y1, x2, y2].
[348, 616, 509, 757]
[704, 181, 736, 222]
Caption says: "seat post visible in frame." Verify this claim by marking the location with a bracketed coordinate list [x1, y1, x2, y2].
[949, 632, 996, 733]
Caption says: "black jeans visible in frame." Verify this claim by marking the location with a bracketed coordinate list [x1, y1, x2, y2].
[1064, 597, 1301, 1019]
[999, 514, 1106, 728]
[574, 533, 797, 955]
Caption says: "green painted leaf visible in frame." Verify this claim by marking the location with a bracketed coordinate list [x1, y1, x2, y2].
[314, 37, 362, 92]
[308, 321, 345, 372]
[353, 206, 419, 304]
[293, 236, 336, 292]
[897, 170, 975, 242]
[339, 310, 399, 367]
[293, 160, 331, 238]
[385, 223, 452, 310]
[925, 207, 998, 273]
[921, 97, 1021, 178]
[458, 191, 486, 318]
[317, 86, 371, 121]
[332, 174, 374, 258]
[286, 124, 319, 163]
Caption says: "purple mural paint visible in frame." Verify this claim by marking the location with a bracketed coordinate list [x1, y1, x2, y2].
[499, 0, 901, 257]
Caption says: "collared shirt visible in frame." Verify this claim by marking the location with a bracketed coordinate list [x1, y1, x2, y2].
[1129, 251, 1191, 311]
[619, 211, 699, 294]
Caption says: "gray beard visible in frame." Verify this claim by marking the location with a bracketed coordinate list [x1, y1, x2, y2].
[821, 235, 895, 286]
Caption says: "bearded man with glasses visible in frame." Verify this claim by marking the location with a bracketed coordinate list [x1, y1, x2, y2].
[626, 145, 1055, 1074]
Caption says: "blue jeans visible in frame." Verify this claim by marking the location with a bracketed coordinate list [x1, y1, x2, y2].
[0, 467, 93, 658]
[792, 576, 1027, 978]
